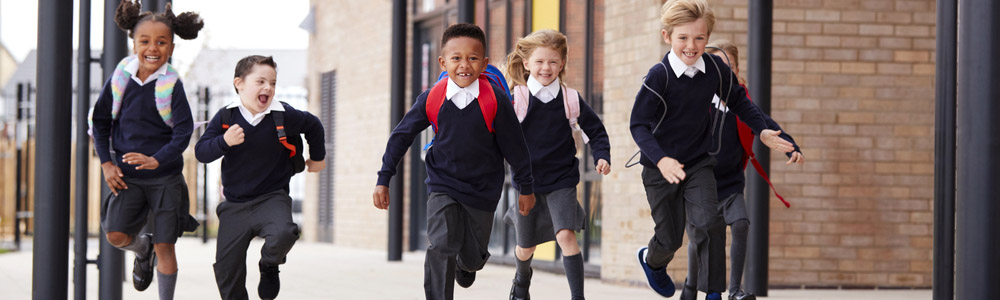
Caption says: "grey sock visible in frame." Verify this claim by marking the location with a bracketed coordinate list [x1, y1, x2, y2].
[729, 220, 750, 293]
[157, 270, 177, 300]
[119, 234, 151, 258]
[515, 254, 533, 277]
[563, 253, 585, 300]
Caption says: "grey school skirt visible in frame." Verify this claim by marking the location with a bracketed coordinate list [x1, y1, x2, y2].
[503, 187, 587, 248]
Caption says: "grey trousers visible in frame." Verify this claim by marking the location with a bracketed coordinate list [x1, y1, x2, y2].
[424, 192, 494, 300]
[642, 156, 726, 293]
[213, 191, 300, 300]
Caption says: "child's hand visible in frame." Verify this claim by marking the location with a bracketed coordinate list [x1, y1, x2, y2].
[122, 152, 159, 170]
[596, 159, 611, 175]
[373, 185, 390, 210]
[224, 124, 245, 146]
[305, 159, 326, 173]
[760, 129, 795, 153]
[786, 151, 805, 165]
[101, 162, 127, 195]
[518, 194, 536, 216]
[657, 157, 685, 184]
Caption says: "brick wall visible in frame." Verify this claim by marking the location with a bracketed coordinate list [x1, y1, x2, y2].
[306, 0, 394, 249]
[600, 0, 935, 288]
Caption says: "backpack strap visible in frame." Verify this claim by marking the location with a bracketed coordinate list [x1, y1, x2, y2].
[735, 112, 790, 208]
[425, 75, 497, 134]
[220, 106, 236, 129]
[562, 87, 589, 144]
[511, 85, 530, 122]
[272, 111, 297, 158]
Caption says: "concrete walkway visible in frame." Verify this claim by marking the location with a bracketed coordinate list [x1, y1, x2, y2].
[1, 237, 930, 299]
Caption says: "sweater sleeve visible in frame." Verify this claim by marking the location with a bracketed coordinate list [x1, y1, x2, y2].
[493, 90, 534, 195]
[376, 92, 432, 186]
[290, 105, 326, 161]
[151, 80, 194, 165]
[716, 56, 770, 135]
[91, 77, 115, 164]
[578, 94, 611, 165]
[194, 108, 231, 163]
[629, 64, 670, 164]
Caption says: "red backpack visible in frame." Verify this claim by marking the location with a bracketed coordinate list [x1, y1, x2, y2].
[425, 74, 498, 134]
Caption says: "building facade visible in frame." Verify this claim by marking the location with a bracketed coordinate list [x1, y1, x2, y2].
[305, 0, 935, 288]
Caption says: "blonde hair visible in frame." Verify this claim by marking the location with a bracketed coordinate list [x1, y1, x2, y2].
[706, 39, 746, 85]
[503, 29, 568, 87]
[660, 0, 716, 38]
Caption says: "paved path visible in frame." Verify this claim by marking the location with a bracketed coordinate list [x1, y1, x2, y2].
[0, 238, 930, 299]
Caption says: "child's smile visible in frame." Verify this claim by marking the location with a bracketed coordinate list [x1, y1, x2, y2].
[524, 46, 564, 87]
[439, 36, 488, 88]
[664, 17, 709, 67]
[132, 20, 174, 81]
[234, 64, 277, 115]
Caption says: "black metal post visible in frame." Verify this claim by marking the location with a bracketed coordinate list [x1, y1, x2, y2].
[75, 0, 94, 299]
[14, 83, 23, 251]
[956, 1, 1000, 299]
[202, 87, 210, 244]
[387, 0, 406, 262]
[458, 0, 474, 24]
[744, 0, 772, 296]
[934, 0, 958, 299]
[99, 0, 129, 297]
[581, 0, 594, 263]
[32, 0, 74, 298]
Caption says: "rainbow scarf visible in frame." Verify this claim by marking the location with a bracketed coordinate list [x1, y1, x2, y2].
[108, 55, 179, 127]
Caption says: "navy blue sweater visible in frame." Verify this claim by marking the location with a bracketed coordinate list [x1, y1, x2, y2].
[713, 103, 800, 199]
[630, 52, 769, 168]
[195, 103, 325, 203]
[519, 91, 610, 193]
[91, 77, 193, 179]
[377, 82, 534, 212]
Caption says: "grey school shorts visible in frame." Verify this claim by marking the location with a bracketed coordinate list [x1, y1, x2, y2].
[100, 173, 199, 244]
[503, 187, 587, 248]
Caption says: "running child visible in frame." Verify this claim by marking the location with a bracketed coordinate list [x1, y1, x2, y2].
[501, 29, 611, 300]
[90, 1, 203, 298]
[372, 23, 536, 300]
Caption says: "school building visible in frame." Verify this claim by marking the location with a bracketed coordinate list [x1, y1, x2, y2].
[301, 0, 935, 289]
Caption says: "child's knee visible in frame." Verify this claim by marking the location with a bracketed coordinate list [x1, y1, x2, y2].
[153, 243, 175, 255]
[555, 229, 578, 245]
[731, 219, 749, 235]
[106, 232, 130, 247]
[272, 222, 300, 244]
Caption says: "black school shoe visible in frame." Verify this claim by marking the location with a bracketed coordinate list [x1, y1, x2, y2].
[729, 290, 756, 300]
[509, 268, 532, 300]
[456, 268, 476, 288]
[259, 262, 281, 300]
[679, 279, 697, 300]
[132, 233, 155, 291]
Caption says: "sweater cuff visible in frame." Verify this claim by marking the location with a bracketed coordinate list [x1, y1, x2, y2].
[376, 173, 392, 187]
[518, 184, 534, 195]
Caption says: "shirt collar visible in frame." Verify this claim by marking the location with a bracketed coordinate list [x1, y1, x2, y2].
[445, 77, 480, 101]
[667, 50, 706, 78]
[526, 75, 561, 101]
[226, 99, 285, 113]
[125, 57, 170, 86]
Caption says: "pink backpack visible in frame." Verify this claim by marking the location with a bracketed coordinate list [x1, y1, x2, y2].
[511, 85, 590, 143]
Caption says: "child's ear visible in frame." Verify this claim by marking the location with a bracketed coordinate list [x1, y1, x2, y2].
[661, 29, 670, 45]
[438, 56, 446, 70]
[483, 56, 489, 67]
[233, 77, 244, 93]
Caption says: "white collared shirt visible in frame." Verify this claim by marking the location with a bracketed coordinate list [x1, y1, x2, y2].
[225, 99, 285, 127]
[125, 58, 169, 86]
[527, 75, 561, 103]
[667, 50, 706, 78]
[445, 78, 480, 109]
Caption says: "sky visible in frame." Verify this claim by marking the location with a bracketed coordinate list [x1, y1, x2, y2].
[0, 0, 311, 71]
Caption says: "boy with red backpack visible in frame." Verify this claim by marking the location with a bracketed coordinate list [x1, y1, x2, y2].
[372, 23, 536, 300]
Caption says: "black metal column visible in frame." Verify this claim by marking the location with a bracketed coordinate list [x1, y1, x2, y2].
[99, 0, 129, 298]
[75, 0, 95, 299]
[933, 0, 957, 299]
[388, 0, 406, 262]
[202, 87, 210, 244]
[581, 0, 595, 262]
[32, 0, 74, 298]
[956, 1, 1000, 299]
[458, 0, 474, 24]
[14, 83, 23, 251]
[744, 0, 772, 296]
